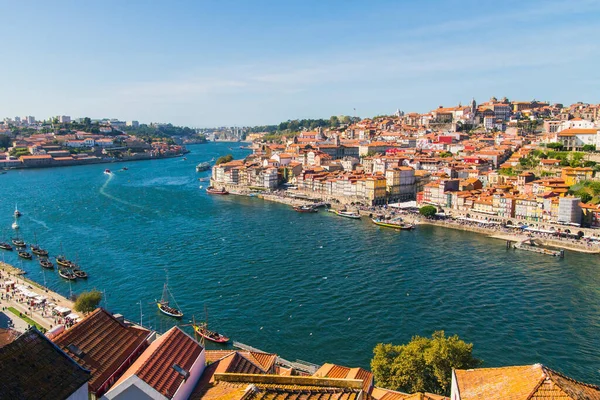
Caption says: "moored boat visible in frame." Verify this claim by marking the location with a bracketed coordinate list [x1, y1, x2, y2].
[58, 268, 76, 280]
[156, 276, 183, 318]
[104, 169, 111, 175]
[193, 323, 230, 343]
[371, 217, 414, 230]
[14, 204, 22, 218]
[0, 242, 13, 251]
[331, 209, 361, 219]
[293, 205, 318, 213]
[74, 270, 88, 279]
[56, 256, 73, 268]
[31, 245, 49, 257]
[39, 258, 54, 269]
[12, 238, 26, 248]
[206, 186, 229, 195]
[18, 250, 32, 260]
[31, 234, 49, 256]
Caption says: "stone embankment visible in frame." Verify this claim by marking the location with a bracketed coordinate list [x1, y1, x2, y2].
[220, 188, 600, 255]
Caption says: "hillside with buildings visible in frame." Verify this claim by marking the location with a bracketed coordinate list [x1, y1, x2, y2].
[213, 99, 600, 230]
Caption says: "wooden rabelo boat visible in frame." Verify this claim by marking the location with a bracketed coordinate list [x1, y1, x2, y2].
[293, 205, 318, 213]
[18, 250, 32, 260]
[194, 322, 230, 343]
[156, 277, 183, 318]
[206, 186, 229, 195]
[39, 258, 54, 269]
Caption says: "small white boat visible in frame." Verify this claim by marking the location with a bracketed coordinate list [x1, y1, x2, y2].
[104, 169, 111, 175]
[14, 204, 22, 218]
[199, 185, 203, 189]
[12, 221, 19, 230]
[333, 210, 361, 219]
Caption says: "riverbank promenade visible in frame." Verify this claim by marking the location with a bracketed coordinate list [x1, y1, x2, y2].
[0, 262, 76, 332]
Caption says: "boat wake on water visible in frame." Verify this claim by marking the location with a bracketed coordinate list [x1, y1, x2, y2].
[28, 217, 51, 231]
[100, 170, 144, 210]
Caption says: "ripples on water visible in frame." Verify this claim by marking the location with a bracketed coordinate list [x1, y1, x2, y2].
[1, 143, 599, 384]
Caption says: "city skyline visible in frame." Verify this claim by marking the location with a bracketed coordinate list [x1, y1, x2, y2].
[1, 0, 599, 127]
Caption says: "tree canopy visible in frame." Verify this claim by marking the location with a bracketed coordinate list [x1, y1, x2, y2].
[545, 142, 564, 150]
[216, 154, 234, 165]
[419, 205, 437, 218]
[371, 331, 481, 395]
[74, 290, 103, 314]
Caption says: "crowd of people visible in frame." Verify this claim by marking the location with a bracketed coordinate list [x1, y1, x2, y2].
[0, 269, 79, 332]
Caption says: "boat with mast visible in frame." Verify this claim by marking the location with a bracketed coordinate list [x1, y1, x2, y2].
[70, 256, 88, 279]
[11, 234, 26, 248]
[14, 204, 22, 218]
[56, 243, 73, 268]
[30, 233, 49, 257]
[0, 229, 13, 251]
[193, 307, 230, 343]
[11, 216, 23, 241]
[58, 268, 76, 280]
[18, 250, 32, 260]
[39, 257, 54, 269]
[156, 274, 183, 318]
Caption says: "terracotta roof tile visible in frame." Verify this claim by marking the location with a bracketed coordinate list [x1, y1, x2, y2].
[118, 326, 203, 399]
[52, 308, 151, 395]
[314, 363, 373, 393]
[192, 373, 364, 400]
[0, 328, 90, 400]
[454, 364, 600, 400]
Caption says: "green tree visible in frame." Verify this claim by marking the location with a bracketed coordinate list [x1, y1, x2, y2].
[371, 331, 481, 395]
[0, 134, 10, 148]
[419, 205, 437, 218]
[578, 192, 592, 203]
[74, 290, 103, 314]
[329, 115, 340, 128]
[498, 167, 516, 176]
[216, 154, 234, 165]
[582, 144, 596, 152]
[546, 142, 564, 150]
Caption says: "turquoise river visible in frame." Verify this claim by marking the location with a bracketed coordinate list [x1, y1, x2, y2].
[0, 143, 598, 384]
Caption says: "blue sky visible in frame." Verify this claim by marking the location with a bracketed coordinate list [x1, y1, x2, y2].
[1, 0, 599, 127]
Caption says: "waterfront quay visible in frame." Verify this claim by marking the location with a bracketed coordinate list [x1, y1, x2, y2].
[0, 261, 75, 332]
[215, 181, 600, 254]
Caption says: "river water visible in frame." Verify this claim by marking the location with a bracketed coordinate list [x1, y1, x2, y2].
[1, 142, 598, 383]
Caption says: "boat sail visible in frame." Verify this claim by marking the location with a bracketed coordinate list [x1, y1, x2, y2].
[156, 275, 183, 318]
